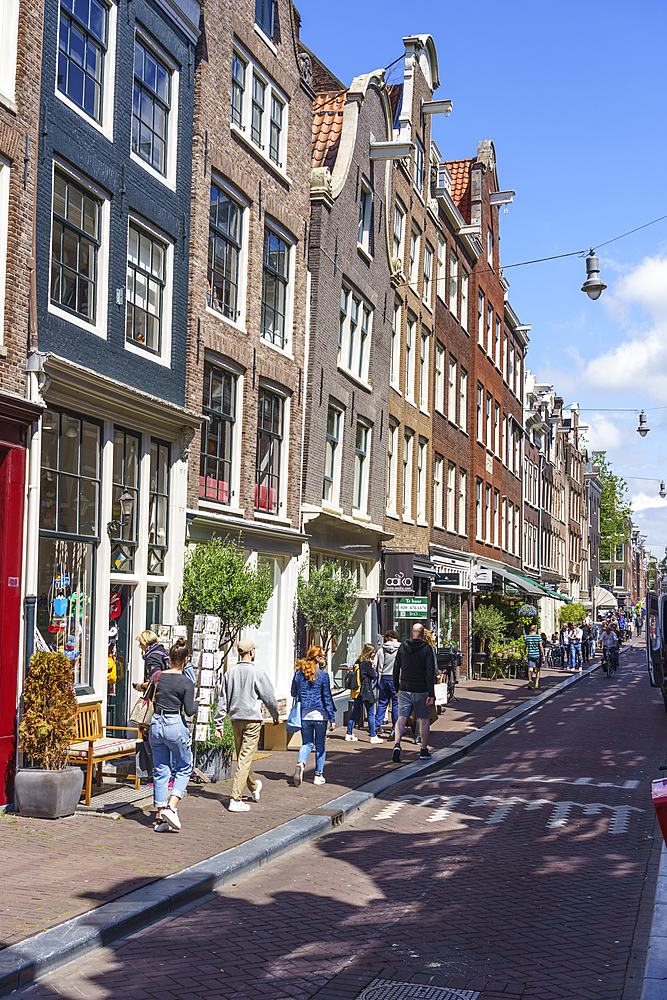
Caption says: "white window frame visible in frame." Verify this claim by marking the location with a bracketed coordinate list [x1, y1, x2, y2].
[487, 227, 493, 267]
[0, 0, 20, 107]
[206, 174, 250, 332]
[509, 345, 515, 394]
[54, 0, 117, 142]
[477, 383, 484, 442]
[405, 313, 416, 403]
[437, 237, 446, 302]
[409, 226, 420, 289]
[460, 270, 469, 332]
[353, 420, 371, 513]
[503, 332, 508, 382]
[390, 299, 401, 390]
[124, 214, 174, 368]
[433, 454, 443, 528]
[514, 505, 520, 555]
[357, 180, 372, 256]
[494, 488, 499, 546]
[501, 498, 506, 551]
[403, 430, 414, 520]
[486, 392, 492, 448]
[131, 26, 179, 190]
[449, 252, 458, 319]
[478, 290, 484, 346]
[448, 356, 456, 422]
[323, 402, 343, 506]
[476, 479, 483, 540]
[487, 303, 493, 355]
[447, 461, 455, 532]
[495, 314, 501, 368]
[414, 136, 425, 193]
[416, 437, 427, 523]
[230, 41, 290, 180]
[423, 241, 433, 308]
[458, 468, 467, 536]
[386, 419, 399, 515]
[338, 285, 372, 386]
[434, 344, 445, 414]
[261, 221, 295, 356]
[48, 158, 110, 340]
[485, 483, 491, 543]
[494, 401, 500, 456]
[460, 369, 467, 433]
[393, 200, 405, 265]
[419, 329, 429, 412]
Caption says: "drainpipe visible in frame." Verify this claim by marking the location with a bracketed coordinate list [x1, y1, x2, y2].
[24, 350, 48, 673]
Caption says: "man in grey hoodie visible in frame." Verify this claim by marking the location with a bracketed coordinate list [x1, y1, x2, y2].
[214, 639, 279, 813]
[374, 629, 401, 734]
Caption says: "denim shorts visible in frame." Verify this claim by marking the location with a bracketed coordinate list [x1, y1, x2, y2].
[398, 690, 430, 720]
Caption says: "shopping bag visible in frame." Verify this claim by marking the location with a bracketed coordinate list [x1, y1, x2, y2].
[433, 682, 448, 706]
[286, 698, 302, 733]
[129, 672, 161, 727]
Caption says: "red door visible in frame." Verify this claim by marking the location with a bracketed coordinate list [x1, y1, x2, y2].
[0, 444, 27, 805]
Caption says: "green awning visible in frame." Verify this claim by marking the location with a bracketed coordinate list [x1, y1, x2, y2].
[506, 570, 573, 604]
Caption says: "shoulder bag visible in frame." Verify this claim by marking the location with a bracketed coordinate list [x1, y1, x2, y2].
[129, 671, 161, 727]
[286, 676, 302, 733]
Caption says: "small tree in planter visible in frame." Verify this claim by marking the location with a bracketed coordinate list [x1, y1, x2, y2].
[16, 651, 83, 818]
[471, 605, 507, 653]
[296, 561, 360, 655]
[178, 536, 273, 655]
[558, 602, 587, 627]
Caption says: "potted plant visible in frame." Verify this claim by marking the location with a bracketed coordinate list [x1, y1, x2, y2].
[196, 707, 234, 782]
[15, 651, 83, 819]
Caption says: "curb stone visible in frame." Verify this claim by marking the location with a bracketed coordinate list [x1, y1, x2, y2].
[0, 653, 618, 995]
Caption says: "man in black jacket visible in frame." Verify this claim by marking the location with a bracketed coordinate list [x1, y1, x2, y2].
[392, 623, 436, 763]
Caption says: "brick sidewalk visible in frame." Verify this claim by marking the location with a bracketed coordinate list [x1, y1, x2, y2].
[12, 641, 660, 1000]
[0, 661, 580, 950]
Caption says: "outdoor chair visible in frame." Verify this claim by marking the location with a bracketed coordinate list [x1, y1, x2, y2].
[67, 701, 142, 806]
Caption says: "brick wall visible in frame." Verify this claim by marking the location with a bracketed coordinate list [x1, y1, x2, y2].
[0, 0, 44, 398]
[185, 0, 311, 524]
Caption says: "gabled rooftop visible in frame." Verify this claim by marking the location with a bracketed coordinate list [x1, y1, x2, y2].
[445, 158, 474, 223]
[312, 90, 347, 170]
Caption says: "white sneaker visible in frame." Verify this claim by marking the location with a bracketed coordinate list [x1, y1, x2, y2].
[228, 798, 251, 812]
[161, 806, 181, 831]
[313, 774, 326, 785]
[345, 734, 358, 742]
[153, 821, 171, 833]
[293, 762, 305, 786]
[251, 779, 262, 802]
[369, 736, 383, 744]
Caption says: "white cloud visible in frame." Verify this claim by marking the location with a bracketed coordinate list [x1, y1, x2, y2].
[584, 413, 622, 451]
[631, 491, 667, 512]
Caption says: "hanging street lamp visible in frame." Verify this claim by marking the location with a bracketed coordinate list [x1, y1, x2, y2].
[581, 250, 607, 300]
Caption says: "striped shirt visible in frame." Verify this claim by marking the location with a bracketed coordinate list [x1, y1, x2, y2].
[524, 634, 542, 661]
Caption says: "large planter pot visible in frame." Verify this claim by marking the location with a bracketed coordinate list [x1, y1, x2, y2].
[14, 766, 83, 819]
[196, 745, 231, 783]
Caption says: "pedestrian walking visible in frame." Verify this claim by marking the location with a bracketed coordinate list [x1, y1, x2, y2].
[214, 638, 279, 812]
[374, 630, 401, 735]
[291, 645, 336, 786]
[524, 625, 544, 690]
[581, 621, 591, 663]
[560, 623, 571, 669]
[148, 638, 197, 833]
[391, 623, 436, 763]
[345, 643, 382, 743]
[571, 623, 583, 670]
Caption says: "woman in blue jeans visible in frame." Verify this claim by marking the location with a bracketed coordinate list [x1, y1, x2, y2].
[291, 646, 336, 787]
[346, 644, 381, 744]
[147, 638, 197, 832]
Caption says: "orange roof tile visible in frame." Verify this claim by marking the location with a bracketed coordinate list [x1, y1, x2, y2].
[312, 90, 347, 170]
[445, 158, 475, 223]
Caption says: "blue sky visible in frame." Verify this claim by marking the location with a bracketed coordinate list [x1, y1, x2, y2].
[298, 0, 667, 555]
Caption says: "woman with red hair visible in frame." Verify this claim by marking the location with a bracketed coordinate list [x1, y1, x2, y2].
[291, 646, 336, 787]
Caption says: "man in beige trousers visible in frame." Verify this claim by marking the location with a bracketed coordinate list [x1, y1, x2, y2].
[214, 639, 280, 812]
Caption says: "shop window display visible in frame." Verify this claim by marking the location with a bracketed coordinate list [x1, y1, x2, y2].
[109, 428, 140, 572]
[36, 537, 94, 686]
[438, 593, 461, 649]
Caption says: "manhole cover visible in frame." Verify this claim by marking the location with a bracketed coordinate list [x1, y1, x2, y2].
[357, 980, 480, 1000]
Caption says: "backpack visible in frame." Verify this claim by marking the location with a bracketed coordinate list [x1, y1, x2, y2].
[345, 663, 360, 691]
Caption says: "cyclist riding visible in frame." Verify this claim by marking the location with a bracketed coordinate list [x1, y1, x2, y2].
[601, 623, 619, 675]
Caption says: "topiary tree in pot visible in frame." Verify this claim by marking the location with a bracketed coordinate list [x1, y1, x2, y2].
[15, 651, 83, 818]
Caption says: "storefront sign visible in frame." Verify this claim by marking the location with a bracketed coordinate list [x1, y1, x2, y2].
[435, 572, 459, 586]
[396, 597, 429, 619]
[472, 566, 492, 585]
[505, 582, 519, 596]
[383, 552, 414, 593]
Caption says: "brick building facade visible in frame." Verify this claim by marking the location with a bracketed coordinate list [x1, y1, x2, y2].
[0, 0, 46, 805]
[304, 55, 395, 681]
[184, 0, 312, 700]
[32, 0, 201, 729]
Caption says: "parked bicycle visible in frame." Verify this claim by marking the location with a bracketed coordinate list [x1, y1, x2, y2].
[437, 647, 460, 703]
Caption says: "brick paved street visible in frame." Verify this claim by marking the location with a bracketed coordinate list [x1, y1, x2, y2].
[0, 665, 569, 950]
[13, 642, 666, 1000]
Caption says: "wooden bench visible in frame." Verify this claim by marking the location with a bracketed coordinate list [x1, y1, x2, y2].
[67, 701, 142, 806]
